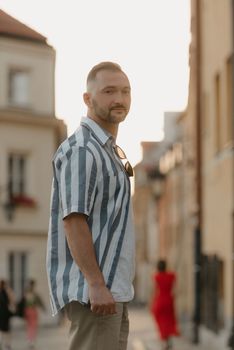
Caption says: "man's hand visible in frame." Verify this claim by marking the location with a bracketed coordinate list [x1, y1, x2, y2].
[89, 284, 117, 315]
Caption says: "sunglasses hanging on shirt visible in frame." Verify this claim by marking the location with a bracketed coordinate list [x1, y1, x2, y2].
[113, 145, 134, 177]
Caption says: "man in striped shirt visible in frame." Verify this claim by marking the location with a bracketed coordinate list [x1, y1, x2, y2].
[47, 62, 135, 350]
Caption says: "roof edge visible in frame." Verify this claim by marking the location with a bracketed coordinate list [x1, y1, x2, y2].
[0, 9, 49, 45]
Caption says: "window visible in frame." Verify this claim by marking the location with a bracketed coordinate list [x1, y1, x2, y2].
[8, 69, 30, 107]
[226, 57, 233, 145]
[201, 255, 224, 332]
[202, 92, 210, 137]
[8, 252, 28, 299]
[8, 154, 26, 198]
[214, 73, 221, 152]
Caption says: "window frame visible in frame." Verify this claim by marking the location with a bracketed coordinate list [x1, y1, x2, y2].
[8, 67, 31, 108]
[8, 153, 27, 199]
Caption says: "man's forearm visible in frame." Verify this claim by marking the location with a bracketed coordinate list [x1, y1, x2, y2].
[63, 213, 105, 286]
[63, 213, 116, 315]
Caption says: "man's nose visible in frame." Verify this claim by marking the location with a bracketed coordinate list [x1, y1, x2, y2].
[113, 91, 124, 104]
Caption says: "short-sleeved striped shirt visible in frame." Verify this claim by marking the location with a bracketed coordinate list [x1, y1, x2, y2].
[46, 116, 135, 315]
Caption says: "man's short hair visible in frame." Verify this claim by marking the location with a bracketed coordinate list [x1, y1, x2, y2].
[86, 62, 124, 90]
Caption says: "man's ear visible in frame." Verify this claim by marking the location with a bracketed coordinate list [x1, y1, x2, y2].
[83, 92, 92, 108]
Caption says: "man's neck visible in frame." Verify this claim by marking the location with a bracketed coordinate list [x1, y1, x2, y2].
[87, 115, 118, 139]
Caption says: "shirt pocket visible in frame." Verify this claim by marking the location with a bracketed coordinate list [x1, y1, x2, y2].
[103, 170, 126, 200]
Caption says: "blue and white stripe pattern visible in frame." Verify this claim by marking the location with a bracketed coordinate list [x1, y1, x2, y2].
[47, 116, 135, 315]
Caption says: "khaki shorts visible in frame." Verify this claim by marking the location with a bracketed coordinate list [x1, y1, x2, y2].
[65, 301, 129, 350]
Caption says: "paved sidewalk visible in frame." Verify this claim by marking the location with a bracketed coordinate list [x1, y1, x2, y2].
[7, 306, 221, 350]
[127, 306, 208, 350]
[10, 321, 69, 350]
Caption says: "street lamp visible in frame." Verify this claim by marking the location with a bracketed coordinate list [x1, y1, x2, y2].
[151, 174, 165, 200]
[146, 165, 165, 201]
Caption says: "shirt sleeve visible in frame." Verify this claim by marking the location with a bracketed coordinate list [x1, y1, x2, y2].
[58, 146, 97, 219]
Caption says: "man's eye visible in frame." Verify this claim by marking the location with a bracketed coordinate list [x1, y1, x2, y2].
[105, 90, 113, 94]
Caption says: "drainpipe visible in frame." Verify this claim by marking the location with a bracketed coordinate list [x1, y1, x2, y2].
[192, 0, 202, 344]
[227, 1, 234, 348]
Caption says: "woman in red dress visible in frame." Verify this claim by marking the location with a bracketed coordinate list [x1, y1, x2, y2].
[151, 260, 179, 350]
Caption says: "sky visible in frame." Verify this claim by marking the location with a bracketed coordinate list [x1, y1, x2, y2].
[0, 0, 191, 166]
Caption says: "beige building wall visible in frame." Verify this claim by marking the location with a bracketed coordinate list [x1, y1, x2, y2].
[0, 112, 66, 323]
[0, 118, 58, 232]
[0, 11, 67, 324]
[201, 0, 233, 321]
[133, 143, 159, 303]
[167, 0, 202, 331]
[156, 112, 196, 327]
[0, 37, 55, 115]
[178, 110, 197, 330]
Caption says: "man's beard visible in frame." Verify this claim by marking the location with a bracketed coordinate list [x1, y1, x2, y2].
[92, 99, 128, 124]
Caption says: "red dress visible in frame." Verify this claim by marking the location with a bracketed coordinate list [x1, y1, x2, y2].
[151, 271, 179, 340]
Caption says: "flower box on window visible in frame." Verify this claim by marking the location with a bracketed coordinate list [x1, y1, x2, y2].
[11, 195, 37, 208]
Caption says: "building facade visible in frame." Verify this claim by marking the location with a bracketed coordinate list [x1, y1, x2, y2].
[0, 10, 66, 324]
[133, 142, 160, 303]
[197, 0, 234, 345]
[133, 1, 234, 348]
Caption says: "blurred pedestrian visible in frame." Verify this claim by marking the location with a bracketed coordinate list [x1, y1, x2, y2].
[47, 61, 135, 350]
[151, 260, 179, 350]
[23, 279, 45, 349]
[0, 279, 15, 350]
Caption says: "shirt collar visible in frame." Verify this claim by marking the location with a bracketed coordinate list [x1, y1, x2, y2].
[80, 116, 113, 146]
